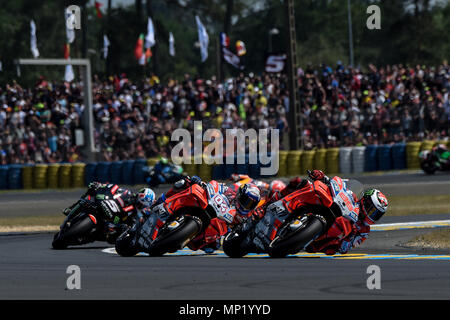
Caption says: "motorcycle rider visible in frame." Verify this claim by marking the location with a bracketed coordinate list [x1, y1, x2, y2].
[155, 175, 261, 253]
[147, 157, 183, 186]
[249, 170, 388, 255]
[229, 173, 270, 196]
[63, 182, 156, 244]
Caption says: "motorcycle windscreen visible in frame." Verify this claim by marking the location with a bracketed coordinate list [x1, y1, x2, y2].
[345, 179, 364, 200]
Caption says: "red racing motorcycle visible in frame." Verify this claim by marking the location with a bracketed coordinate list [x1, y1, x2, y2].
[115, 183, 226, 256]
[223, 178, 358, 258]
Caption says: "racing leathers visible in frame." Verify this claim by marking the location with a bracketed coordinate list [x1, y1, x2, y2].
[249, 171, 370, 255]
[155, 176, 249, 253]
[302, 170, 370, 255]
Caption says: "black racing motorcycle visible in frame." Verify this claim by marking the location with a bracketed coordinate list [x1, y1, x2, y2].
[52, 194, 129, 249]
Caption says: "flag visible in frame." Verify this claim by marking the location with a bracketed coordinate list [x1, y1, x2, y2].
[102, 34, 110, 59]
[94, 1, 103, 18]
[169, 32, 175, 56]
[65, 8, 75, 44]
[30, 20, 40, 58]
[195, 15, 209, 62]
[65, 63, 74, 82]
[236, 40, 246, 56]
[223, 47, 244, 70]
[64, 44, 70, 60]
[145, 17, 155, 48]
[139, 47, 152, 65]
[220, 32, 229, 48]
[134, 33, 144, 61]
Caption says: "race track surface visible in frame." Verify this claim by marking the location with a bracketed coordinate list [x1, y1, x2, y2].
[1, 228, 450, 300]
[1, 172, 450, 300]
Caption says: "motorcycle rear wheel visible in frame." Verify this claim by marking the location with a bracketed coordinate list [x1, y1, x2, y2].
[115, 229, 140, 257]
[223, 231, 248, 258]
[268, 215, 325, 258]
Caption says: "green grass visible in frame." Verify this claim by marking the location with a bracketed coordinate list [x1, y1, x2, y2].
[0, 214, 61, 227]
[387, 194, 450, 216]
[0, 193, 449, 232]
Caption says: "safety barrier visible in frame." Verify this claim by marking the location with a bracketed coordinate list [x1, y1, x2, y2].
[3, 139, 445, 190]
[133, 159, 147, 185]
[339, 147, 353, 174]
[287, 151, 302, 176]
[326, 148, 339, 174]
[47, 164, 60, 188]
[59, 164, 72, 188]
[406, 142, 422, 169]
[277, 151, 289, 177]
[22, 164, 33, 189]
[0, 165, 9, 189]
[351, 146, 366, 174]
[391, 144, 406, 170]
[33, 164, 48, 189]
[364, 145, 378, 172]
[313, 149, 327, 173]
[72, 163, 85, 188]
[377, 145, 392, 171]
[300, 151, 314, 176]
[121, 160, 134, 185]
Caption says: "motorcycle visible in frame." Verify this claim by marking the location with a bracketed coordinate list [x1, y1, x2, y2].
[52, 189, 131, 249]
[52, 198, 103, 249]
[223, 177, 361, 258]
[419, 149, 450, 175]
[115, 183, 219, 257]
[143, 164, 185, 187]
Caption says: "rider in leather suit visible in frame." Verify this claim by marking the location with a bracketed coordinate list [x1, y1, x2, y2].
[250, 170, 389, 255]
[63, 182, 156, 244]
[155, 175, 261, 253]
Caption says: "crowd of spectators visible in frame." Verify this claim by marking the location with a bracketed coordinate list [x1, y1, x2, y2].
[0, 62, 449, 165]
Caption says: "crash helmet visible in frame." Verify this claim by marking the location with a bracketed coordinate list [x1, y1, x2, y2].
[160, 157, 169, 164]
[269, 180, 286, 194]
[136, 188, 156, 208]
[359, 189, 388, 225]
[235, 183, 261, 215]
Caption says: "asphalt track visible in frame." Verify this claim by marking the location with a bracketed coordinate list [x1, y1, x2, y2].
[1, 172, 450, 300]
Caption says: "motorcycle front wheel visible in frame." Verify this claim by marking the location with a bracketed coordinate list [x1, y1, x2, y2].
[148, 215, 202, 256]
[267, 215, 325, 258]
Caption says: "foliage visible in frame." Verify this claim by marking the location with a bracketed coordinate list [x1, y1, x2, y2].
[0, 0, 449, 85]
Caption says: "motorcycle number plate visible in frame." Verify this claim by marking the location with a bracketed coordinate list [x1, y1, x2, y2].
[333, 190, 358, 223]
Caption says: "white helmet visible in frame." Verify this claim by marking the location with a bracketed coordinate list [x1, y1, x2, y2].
[137, 188, 156, 208]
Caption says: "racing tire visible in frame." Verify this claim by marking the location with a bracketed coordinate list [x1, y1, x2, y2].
[51, 216, 96, 249]
[222, 231, 248, 258]
[148, 216, 202, 257]
[421, 161, 438, 175]
[52, 232, 68, 250]
[268, 215, 325, 258]
[115, 229, 140, 257]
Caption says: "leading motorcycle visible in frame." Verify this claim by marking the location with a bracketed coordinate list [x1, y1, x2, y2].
[222, 177, 359, 258]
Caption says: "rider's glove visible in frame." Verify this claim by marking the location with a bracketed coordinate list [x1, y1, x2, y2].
[87, 181, 101, 195]
[338, 240, 353, 254]
[308, 170, 325, 181]
[251, 206, 266, 220]
[190, 175, 202, 185]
